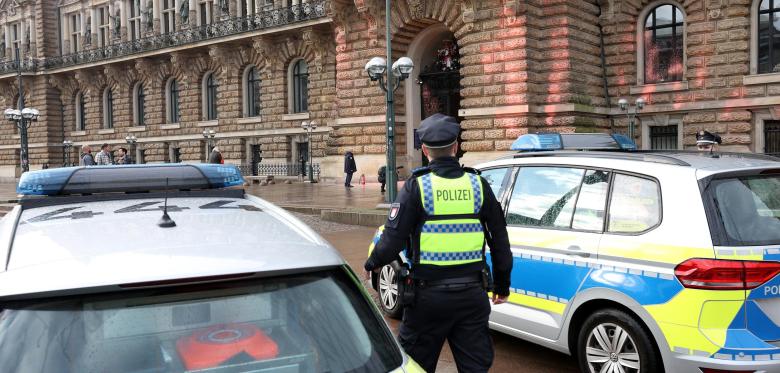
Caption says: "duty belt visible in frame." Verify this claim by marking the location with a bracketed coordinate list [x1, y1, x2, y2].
[416, 274, 482, 289]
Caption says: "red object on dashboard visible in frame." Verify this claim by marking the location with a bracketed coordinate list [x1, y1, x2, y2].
[176, 323, 279, 370]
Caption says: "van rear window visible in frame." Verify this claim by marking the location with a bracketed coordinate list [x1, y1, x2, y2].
[712, 175, 780, 246]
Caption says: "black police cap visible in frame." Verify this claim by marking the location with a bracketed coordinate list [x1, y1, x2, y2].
[696, 130, 722, 145]
[417, 113, 461, 148]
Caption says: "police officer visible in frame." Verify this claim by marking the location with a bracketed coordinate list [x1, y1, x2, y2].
[364, 113, 513, 373]
[696, 130, 722, 152]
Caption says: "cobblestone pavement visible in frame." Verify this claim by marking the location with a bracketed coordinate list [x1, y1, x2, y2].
[304, 213, 579, 373]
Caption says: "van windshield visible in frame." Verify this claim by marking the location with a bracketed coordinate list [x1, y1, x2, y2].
[0, 270, 402, 373]
[712, 174, 780, 246]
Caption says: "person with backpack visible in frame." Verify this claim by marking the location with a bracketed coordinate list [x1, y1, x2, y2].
[378, 166, 387, 194]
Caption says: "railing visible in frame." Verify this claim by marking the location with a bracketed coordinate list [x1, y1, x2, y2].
[0, 0, 327, 74]
[256, 163, 321, 179]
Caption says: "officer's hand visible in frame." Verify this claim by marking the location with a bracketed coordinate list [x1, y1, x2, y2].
[492, 294, 508, 305]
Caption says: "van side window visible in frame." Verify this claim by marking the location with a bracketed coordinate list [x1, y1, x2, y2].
[480, 167, 511, 199]
[572, 170, 610, 231]
[506, 167, 584, 228]
[607, 174, 661, 233]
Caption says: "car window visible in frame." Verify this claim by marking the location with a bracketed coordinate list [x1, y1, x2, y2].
[607, 174, 661, 233]
[506, 167, 584, 228]
[712, 175, 780, 246]
[0, 270, 402, 373]
[481, 167, 511, 198]
[572, 170, 610, 231]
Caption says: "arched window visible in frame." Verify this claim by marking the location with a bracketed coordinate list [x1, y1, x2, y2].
[166, 78, 180, 123]
[758, 0, 780, 73]
[133, 82, 145, 126]
[75, 92, 86, 131]
[103, 88, 114, 129]
[203, 72, 218, 120]
[643, 4, 684, 84]
[244, 66, 262, 117]
[291, 59, 309, 113]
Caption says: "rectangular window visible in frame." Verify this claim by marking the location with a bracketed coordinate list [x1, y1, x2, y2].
[11, 23, 20, 56]
[129, 0, 142, 40]
[649, 125, 678, 150]
[98, 7, 110, 47]
[765, 121, 780, 157]
[70, 14, 81, 53]
[199, 0, 214, 25]
[607, 174, 661, 233]
[162, 0, 175, 34]
[506, 167, 585, 228]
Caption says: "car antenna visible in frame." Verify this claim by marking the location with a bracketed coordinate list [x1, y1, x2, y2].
[158, 178, 176, 228]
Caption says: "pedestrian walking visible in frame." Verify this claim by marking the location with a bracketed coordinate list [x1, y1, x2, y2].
[696, 130, 722, 152]
[79, 145, 95, 166]
[209, 146, 224, 164]
[95, 143, 112, 165]
[364, 113, 513, 373]
[378, 165, 387, 193]
[115, 147, 133, 165]
[344, 150, 357, 187]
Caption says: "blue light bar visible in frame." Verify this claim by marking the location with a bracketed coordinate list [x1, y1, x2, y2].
[510, 134, 563, 151]
[611, 134, 638, 150]
[510, 133, 637, 152]
[17, 164, 245, 196]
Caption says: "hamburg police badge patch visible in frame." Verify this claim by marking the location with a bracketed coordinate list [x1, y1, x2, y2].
[389, 203, 401, 221]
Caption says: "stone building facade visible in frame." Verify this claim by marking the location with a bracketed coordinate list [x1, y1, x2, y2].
[0, 0, 777, 181]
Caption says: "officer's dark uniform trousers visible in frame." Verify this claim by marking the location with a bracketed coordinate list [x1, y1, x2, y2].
[365, 157, 513, 373]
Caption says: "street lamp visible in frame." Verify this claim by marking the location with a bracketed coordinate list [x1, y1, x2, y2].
[4, 107, 39, 173]
[62, 140, 73, 167]
[618, 97, 646, 141]
[202, 129, 216, 154]
[301, 120, 318, 183]
[125, 135, 137, 164]
[365, 7, 415, 203]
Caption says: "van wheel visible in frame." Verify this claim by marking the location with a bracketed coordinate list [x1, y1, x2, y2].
[577, 309, 662, 373]
[377, 264, 402, 319]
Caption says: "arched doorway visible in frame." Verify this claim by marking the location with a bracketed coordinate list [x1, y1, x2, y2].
[404, 24, 462, 169]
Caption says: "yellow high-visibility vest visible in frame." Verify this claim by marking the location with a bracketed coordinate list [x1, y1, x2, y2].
[417, 172, 485, 266]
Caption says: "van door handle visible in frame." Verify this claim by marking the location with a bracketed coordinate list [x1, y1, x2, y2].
[565, 245, 591, 258]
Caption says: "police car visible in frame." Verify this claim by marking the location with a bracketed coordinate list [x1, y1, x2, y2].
[0, 164, 422, 373]
[370, 133, 780, 373]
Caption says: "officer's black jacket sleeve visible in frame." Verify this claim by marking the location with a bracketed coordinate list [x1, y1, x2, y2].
[364, 178, 421, 271]
[479, 177, 513, 296]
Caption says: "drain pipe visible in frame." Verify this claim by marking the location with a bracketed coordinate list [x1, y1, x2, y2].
[597, 2, 615, 132]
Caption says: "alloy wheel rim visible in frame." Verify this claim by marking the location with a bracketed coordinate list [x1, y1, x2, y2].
[585, 323, 641, 373]
[378, 265, 398, 310]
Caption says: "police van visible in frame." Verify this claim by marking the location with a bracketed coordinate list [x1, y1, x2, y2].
[0, 164, 423, 373]
[370, 133, 780, 373]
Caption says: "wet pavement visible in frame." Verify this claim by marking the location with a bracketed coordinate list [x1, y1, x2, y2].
[311, 214, 579, 373]
[247, 181, 395, 211]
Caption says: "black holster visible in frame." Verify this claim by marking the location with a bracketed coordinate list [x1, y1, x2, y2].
[392, 261, 416, 308]
[481, 265, 494, 292]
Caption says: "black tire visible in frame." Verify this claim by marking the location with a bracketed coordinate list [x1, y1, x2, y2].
[576, 308, 663, 373]
[373, 264, 403, 319]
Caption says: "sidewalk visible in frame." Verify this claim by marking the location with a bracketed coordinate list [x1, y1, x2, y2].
[0, 181, 395, 225]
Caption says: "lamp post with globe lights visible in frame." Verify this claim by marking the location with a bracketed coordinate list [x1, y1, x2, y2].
[62, 140, 74, 167]
[4, 107, 39, 173]
[301, 120, 318, 183]
[202, 129, 217, 155]
[618, 98, 646, 142]
[365, 51, 414, 202]
[125, 135, 138, 164]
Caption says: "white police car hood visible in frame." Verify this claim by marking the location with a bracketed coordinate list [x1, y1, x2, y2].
[0, 195, 344, 298]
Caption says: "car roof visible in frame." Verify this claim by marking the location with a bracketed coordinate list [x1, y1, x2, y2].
[0, 191, 345, 299]
[477, 150, 780, 177]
